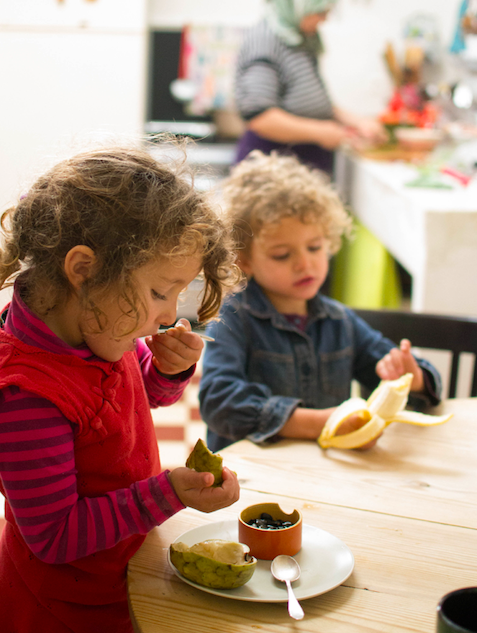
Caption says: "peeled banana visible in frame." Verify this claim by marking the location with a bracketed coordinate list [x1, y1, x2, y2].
[318, 373, 452, 449]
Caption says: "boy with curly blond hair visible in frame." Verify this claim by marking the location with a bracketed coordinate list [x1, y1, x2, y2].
[199, 151, 441, 451]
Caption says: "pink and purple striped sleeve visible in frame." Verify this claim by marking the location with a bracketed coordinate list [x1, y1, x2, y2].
[136, 338, 195, 407]
[0, 385, 185, 564]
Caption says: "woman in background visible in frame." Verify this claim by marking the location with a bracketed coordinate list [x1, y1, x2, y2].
[234, 0, 386, 172]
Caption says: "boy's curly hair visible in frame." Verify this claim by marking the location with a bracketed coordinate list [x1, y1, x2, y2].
[0, 142, 239, 330]
[220, 150, 352, 256]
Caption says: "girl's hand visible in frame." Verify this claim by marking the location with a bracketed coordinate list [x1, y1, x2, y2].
[146, 318, 204, 376]
[376, 339, 425, 392]
[168, 466, 240, 513]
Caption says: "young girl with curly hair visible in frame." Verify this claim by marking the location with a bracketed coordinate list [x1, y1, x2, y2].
[0, 144, 240, 633]
[199, 150, 442, 451]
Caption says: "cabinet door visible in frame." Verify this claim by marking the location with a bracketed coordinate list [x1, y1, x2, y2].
[0, 0, 146, 30]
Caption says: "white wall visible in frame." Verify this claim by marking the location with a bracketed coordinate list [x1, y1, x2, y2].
[147, 0, 265, 27]
[0, 0, 465, 212]
[0, 0, 148, 212]
[0, 0, 147, 29]
[320, 0, 463, 115]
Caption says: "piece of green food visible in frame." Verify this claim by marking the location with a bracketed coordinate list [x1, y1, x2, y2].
[186, 438, 223, 487]
[170, 539, 257, 589]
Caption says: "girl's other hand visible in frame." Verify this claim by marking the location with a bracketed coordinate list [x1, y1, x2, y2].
[146, 318, 203, 375]
[168, 466, 240, 513]
[376, 339, 425, 392]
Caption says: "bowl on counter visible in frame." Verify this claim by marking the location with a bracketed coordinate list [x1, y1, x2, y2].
[238, 502, 302, 560]
[395, 127, 444, 151]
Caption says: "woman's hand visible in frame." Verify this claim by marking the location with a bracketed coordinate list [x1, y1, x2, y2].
[351, 117, 387, 144]
[376, 339, 425, 392]
[333, 107, 387, 146]
[311, 120, 353, 150]
[169, 466, 240, 513]
[146, 318, 204, 376]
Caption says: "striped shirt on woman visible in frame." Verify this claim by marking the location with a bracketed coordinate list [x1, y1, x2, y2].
[235, 20, 334, 122]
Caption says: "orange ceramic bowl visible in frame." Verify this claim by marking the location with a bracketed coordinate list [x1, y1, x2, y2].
[238, 503, 302, 560]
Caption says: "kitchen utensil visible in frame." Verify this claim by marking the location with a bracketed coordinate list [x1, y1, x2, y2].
[156, 328, 215, 342]
[271, 555, 304, 620]
[384, 42, 402, 86]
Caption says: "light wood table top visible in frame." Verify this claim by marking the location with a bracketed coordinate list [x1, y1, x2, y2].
[128, 399, 477, 633]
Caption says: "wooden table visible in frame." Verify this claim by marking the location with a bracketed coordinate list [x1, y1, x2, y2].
[128, 399, 477, 632]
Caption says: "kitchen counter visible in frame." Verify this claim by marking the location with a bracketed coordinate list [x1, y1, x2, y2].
[335, 149, 477, 317]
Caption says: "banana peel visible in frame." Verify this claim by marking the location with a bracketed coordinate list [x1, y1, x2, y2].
[318, 373, 452, 449]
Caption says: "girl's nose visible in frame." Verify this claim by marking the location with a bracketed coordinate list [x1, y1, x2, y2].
[157, 302, 177, 327]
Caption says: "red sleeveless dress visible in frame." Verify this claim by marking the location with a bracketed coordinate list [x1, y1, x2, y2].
[0, 330, 162, 633]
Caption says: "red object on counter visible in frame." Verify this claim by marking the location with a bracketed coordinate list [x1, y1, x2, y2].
[441, 167, 472, 186]
[380, 88, 440, 129]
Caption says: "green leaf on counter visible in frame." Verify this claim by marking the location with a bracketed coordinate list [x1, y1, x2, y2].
[405, 172, 453, 189]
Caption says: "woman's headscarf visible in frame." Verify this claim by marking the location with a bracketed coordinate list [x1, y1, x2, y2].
[265, 0, 338, 49]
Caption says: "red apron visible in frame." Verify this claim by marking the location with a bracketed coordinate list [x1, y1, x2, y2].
[0, 330, 161, 633]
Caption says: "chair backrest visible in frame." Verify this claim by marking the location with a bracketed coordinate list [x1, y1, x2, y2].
[354, 309, 477, 398]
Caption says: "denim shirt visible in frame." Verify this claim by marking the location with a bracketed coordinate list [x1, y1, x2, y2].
[199, 278, 442, 451]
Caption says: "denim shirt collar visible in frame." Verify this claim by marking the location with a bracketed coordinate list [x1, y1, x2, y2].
[240, 277, 344, 331]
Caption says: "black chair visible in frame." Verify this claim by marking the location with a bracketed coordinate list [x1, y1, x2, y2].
[354, 309, 477, 398]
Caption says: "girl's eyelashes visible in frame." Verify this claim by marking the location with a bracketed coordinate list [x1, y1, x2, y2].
[151, 289, 167, 301]
[271, 253, 289, 261]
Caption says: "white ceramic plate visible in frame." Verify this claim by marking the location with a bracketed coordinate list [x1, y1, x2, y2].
[168, 520, 354, 602]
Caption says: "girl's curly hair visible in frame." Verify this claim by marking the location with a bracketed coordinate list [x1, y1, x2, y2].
[0, 143, 240, 331]
[220, 150, 352, 256]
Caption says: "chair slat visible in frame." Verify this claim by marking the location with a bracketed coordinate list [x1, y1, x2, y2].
[354, 309, 477, 400]
[471, 359, 477, 398]
[448, 354, 459, 399]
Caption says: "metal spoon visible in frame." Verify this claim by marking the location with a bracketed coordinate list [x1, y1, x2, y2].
[271, 555, 304, 620]
[156, 328, 215, 342]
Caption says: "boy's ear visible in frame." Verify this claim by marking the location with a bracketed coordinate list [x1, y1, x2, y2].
[64, 246, 96, 290]
[236, 252, 253, 276]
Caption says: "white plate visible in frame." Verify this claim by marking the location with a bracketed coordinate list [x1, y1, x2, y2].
[168, 520, 354, 602]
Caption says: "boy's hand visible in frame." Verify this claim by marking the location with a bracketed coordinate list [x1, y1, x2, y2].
[168, 466, 240, 513]
[334, 411, 380, 450]
[376, 339, 424, 392]
[146, 319, 204, 376]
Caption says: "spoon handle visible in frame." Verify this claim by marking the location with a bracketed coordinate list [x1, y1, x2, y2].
[285, 580, 304, 620]
[156, 329, 215, 342]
